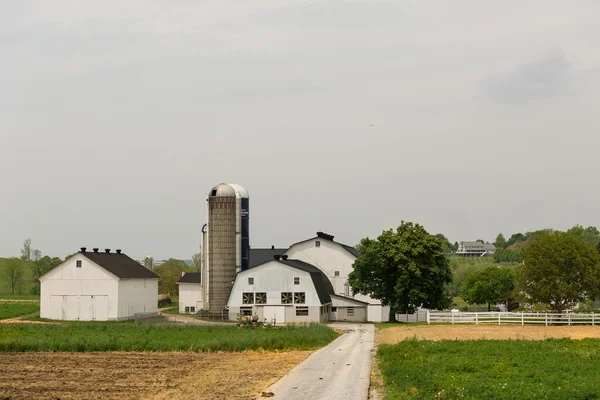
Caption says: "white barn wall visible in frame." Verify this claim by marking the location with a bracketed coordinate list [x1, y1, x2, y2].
[178, 283, 203, 313]
[117, 278, 158, 319]
[40, 256, 119, 320]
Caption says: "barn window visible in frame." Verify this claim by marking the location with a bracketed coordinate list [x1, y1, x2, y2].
[294, 292, 305, 304]
[294, 277, 300, 285]
[248, 277, 254, 285]
[315, 240, 320, 247]
[242, 293, 254, 304]
[190, 307, 195, 313]
[295, 306, 309, 316]
[185, 306, 190, 313]
[281, 292, 293, 304]
[334, 271, 340, 277]
[76, 260, 82, 268]
[331, 307, 337, 312]
[347, 307, 355, 316]
[255, 293, 267, 304]
[240, 307, 252, 316]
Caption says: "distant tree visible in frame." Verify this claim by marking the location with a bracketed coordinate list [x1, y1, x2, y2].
[20, 238, 33, 261]
[516, 232, 600, 313]
[192, 252, 202, 271]
[494, 248, 522, 263]
[32, 249, 42, 261]
[3, 258, 25, 295]
[153, 259, 194, 296]
[567, 225, 600, 246]
[434, 233, 454, 254]
[476, 239, 484, 244]
[348, 221, 453, 319]
[452, 241, 459, 252]
[597, 242, 600, 254]
[506, 233, 527, 247]
[31, 256, 62, 295]
[461, 266, 515, 311]
[494, 233, 507, 249]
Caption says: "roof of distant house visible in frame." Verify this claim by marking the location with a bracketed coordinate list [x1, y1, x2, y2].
[177, 272, 201, 284]
[80, 249, 159, 279]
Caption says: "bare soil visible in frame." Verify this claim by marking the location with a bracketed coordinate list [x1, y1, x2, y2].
[0, 351, 312, 400]
[377, 325, 600, 344]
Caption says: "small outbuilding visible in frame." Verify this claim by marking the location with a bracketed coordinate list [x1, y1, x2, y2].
[177, 272, 202, 314]
[40, 247, 159, 321]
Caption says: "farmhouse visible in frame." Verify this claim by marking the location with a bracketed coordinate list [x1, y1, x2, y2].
[40, 247, 159, 321]
[177, 272, 202, 314]
[456, 241, 496, 257]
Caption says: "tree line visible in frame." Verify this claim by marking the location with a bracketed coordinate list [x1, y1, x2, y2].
[348, 222, 600, 316]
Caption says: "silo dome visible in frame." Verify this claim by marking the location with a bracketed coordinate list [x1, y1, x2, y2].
[228, 183, 249, 198]
[209, 183, 236, 197]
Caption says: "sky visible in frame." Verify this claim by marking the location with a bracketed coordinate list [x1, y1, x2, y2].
[2, 1, 600, 260]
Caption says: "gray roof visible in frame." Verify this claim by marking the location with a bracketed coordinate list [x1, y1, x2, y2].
[177, 272, 201, 284]
[277, 259, 334, 305]
[249, 248, 287, 268]
[82, 250, 159, 279]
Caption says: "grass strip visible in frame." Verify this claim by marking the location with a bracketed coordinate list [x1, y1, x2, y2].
[0, 303, 40, 320]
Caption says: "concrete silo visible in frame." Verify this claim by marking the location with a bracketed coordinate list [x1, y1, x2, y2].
[204, 183, 249, 314]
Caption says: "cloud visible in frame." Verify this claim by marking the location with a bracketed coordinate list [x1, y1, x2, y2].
[481, 51, 572, 104]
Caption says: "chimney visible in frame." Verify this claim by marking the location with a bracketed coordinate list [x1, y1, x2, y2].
[105, 249, 110, 253]
[274, 255, 281, 260]
[181, 272, 185, 277]
[116, 249, 121, 254]
[93, 248, 99, 253]
[271, 245, 275, 250]
[282, 255, 288, 260]
[80, 247, 87, 252]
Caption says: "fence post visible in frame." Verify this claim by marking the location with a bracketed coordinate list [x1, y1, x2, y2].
[452, 312, 455, 325]
[498, 312, 501, 326]
[521, 312, 524, 326]
[475, 312, 478, 325]
[427, 310, 431, 325]
[568, 313, 571, 326]
[545, 313, 548, 327]
[593, 313, 595, 327]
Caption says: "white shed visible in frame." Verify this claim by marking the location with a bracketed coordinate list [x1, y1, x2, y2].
[227, 258, 333, 324]
[40, 248, 159, 321]
[177, 272, 202, 314]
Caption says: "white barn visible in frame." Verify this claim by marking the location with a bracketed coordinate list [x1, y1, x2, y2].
[40, 248, 159, 321]
[228, 257, 334, 324]
[177, 272, 202, 314]
[284, 232, 391, 322]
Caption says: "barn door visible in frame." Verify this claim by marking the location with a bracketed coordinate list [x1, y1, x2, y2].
[93, 296, 109, 320]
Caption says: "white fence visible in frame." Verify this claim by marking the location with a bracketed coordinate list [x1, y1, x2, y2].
[428, 311, 600, 326]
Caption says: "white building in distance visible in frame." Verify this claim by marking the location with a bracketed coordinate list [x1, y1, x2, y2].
[40, 247, 159, 321]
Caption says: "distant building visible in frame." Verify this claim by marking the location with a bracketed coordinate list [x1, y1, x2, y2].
[177, 272, 202, 314]
[40, 248, 159, 321]
[144, 255, 154, 270]
[456, 241, 496, 257]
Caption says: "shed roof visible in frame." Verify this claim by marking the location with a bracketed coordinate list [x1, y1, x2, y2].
[177, 272, 201, 284]
[81, 250, 159, 279]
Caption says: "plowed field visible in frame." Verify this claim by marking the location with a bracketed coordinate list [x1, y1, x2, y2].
[0, 351, 311, 400]
[377, 324, 600, 343]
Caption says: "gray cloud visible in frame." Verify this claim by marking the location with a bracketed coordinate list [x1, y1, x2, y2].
[481, 51, 572, 104]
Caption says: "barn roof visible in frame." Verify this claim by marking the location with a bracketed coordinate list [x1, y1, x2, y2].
[287, 231, 360, 258]
[177, 272, 201, 284]
[82, 250, 159, 279]
[277, 259, 334, 305]
[249, 248, 287, 268]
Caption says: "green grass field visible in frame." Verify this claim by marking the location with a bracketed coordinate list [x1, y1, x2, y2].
[0, 302, 40, 320]
[0, 320, 338, 352]
[378, 339, 600, 399]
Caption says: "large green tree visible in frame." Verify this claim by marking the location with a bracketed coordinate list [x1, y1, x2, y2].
[153, 259, 194, 296]
[516, 232, 600, 313]
[494, 233, 507, 250]
[348, 221, 452, 319]
[461, 266, 515, 311]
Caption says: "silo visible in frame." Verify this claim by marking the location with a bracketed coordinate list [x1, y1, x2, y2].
[205, 183, 249, 314]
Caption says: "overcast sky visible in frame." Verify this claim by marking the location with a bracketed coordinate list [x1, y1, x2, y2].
[2, 1, 600, 260]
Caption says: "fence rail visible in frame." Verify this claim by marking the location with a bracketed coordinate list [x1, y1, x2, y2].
[428, 311, 600, 326]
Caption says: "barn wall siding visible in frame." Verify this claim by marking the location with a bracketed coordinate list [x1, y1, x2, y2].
[178, 283, 203, 313]
[117, 278, 158, 319]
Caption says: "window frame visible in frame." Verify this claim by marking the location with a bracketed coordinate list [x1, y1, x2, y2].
[334, 271, 340, 277]
[281, 292, 293, 304]
[315, 240, 320, 247]
[293, 277, 300, 285]
[76, 260, 82, 268]
[248, 277, 254, 285]
[240, 307, 253, 316]
[255, 292, 267, 304]
[295, 306, 309, 316]
[242, 292, 254, 304]
[294, 292, 306, 304]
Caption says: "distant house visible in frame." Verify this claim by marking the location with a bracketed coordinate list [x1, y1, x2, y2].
[40, 248, 159, 321]
[456, 241, 496, 257]
[177, 272, 202, 314]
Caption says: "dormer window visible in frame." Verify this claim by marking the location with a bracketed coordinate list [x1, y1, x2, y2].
[315, 240, 320, 247]
[76, 260, 82, 268]
[248, 277, 254, 285]
[294, 277, 300, 285]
